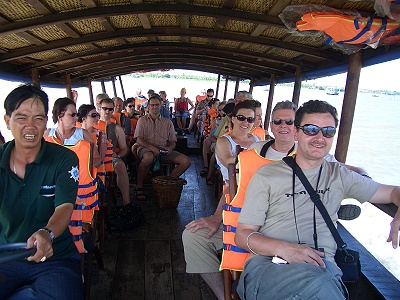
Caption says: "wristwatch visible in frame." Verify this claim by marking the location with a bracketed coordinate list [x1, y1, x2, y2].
[39, 227, 55, 243]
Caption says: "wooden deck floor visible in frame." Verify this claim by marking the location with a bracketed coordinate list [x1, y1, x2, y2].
[89, 134, 219, 300]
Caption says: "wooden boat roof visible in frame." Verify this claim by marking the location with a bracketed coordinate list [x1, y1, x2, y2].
[1, 0, 399, 86]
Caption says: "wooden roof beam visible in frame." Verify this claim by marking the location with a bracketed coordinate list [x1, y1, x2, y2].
[0, 3, 285, 35]
[0, 28, 341, 62]
[18, 42, 311, 72]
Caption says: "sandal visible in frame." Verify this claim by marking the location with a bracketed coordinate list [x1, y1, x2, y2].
[135, 188, 147, 201]
[206, 178, 213, 186]
[200, 167, 208, 177]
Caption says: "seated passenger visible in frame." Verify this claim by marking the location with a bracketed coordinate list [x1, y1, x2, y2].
[0, 84, 83, 300]
[133, 94, 191, 200]
[235, 100, 400, 299]
[44, 97, 101, 167]
[182, 100, 368, 299]
[174, 87, 194, 132]
[99, 98, 132, 210]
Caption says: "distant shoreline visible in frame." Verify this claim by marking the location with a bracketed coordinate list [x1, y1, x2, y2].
[130, 73, 398, 95]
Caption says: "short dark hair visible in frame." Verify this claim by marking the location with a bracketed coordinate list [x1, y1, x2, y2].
[78, 104, 96, 122]
[294, 100, 338, 127]
[231, 100, 256, 117]
[99, 98, 114, 106]
[4, 83, 49, 116]
[249, 99, 261, 108]
[149, 94, 162, 103]
[52, 97, 75, 124]
[124, 98, 134, 107]
[206, 88, 214, 94]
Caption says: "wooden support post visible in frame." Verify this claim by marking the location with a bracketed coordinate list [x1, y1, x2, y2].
[223, 75, 229, 101]
[111, 77, 117, 97]
[234, 77, 240, 99]
[31, 68, 40, 88]
[264, 74, 276, 132]
[101, 79, 106, 93]
[65, 74, 72, 100]
[216, 74, 221, 99]
[335, 51, 362, 163]
[292, 67, 302, 107]
[88, 78, 94, 105]
[249, 77, 254, 94]
[119, 76, 126, 101]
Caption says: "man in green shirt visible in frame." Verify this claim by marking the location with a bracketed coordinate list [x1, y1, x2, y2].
[0, 84, 83, 299]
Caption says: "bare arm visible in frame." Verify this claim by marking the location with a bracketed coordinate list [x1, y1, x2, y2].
[235, 222, 325, 266]
[215, 136, 236, 167]
[26, 203, 74, 263]
[369, 185, 400, 248]
[115, 124, 128, 157]
[185, 189, 227, 238]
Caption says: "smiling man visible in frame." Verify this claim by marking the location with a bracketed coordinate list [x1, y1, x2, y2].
[234, 100, 400, 299]
[133, 94, 191, 200]
[0, 84, 83, 299]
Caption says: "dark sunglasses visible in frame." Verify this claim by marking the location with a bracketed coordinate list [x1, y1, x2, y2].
[101, 107, 114, 111]
[127, 105, 134, 108]
[273, 118, 294, 125]
[235, 115, 255, 123]
[296, 124, 336, 138]
[88, 112, 100, 118]
[70, 112, 79, 117]
[206, 94, 214, 97]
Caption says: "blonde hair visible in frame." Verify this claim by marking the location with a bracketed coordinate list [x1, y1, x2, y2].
[181, 88, 186, 93]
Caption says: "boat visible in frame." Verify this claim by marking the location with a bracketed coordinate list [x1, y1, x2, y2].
[326, 87, 340, 95]
[0, 1, 399, 300]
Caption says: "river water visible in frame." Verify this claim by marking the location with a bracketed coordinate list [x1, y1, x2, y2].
[0, 75, 399, 279]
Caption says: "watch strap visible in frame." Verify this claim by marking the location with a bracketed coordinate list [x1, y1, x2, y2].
[39, 228, 54, 243]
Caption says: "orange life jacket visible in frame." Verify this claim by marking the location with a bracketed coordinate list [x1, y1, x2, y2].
[296, 12, 400, 45]
[94, 120, 114, 173]
[220, 142, 296, 271]
[44, 137, 98, 253]
[251, 127, 265, 141]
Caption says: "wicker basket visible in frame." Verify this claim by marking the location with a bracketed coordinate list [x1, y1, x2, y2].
[152, 176, 187, 208]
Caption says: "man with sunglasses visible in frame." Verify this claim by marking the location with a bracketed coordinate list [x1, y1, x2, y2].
[235, 100, 400, 300]
[99, 98, 133, 212]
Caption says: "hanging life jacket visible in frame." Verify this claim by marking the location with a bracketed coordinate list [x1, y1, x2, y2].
[296, 11, 400, 46]
[220, 140, 295, 271]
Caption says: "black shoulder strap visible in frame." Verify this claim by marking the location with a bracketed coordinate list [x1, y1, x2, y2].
[260, 139, 275, 157]
[282, 156, 347, 251]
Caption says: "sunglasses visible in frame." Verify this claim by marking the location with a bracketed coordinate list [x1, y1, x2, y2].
[235, 115, 255, 123]
[273, 118, 294, 125]
[101, 107, 114, 112]
[297, 124, 336, 138]
[69, 112, 79, 117]
[88, 112, 100, 118]
[127, 105, 134, 108]
[206, 94, 214, 97]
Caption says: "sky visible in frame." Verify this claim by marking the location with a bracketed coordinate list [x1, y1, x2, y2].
[166, 57, 400, 92]
[308, 58, 400, 91]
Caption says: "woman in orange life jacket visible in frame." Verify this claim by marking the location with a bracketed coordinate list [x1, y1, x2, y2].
[78, 104, 107, 164]
[44, 97, 102, 168]
[215, 100, 261, 188]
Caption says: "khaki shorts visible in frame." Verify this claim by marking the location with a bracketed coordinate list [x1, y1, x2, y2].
[137, 146, 181, 163]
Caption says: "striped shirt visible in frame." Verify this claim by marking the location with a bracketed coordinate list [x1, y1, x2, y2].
[134, 114, 177, 148]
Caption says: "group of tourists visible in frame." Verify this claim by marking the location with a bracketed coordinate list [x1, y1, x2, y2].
[1, 83, 399, 300]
